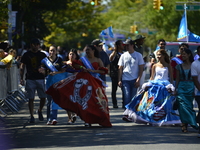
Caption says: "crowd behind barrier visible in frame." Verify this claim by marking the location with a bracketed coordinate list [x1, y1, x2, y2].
[0, 63, 27, 120]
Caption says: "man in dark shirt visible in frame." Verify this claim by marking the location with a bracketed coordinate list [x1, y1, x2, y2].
[20, 38, 46, 123]
[134, 34, 146, 55]
[109, 40, 124, 108]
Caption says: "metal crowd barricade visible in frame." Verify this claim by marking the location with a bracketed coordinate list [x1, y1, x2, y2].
[0, 63, 27, 117]
[0, 68, 7, 100]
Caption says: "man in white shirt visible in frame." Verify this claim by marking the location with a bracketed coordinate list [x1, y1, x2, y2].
[191, 47, 200, 138]
[118, 39, 144, 108]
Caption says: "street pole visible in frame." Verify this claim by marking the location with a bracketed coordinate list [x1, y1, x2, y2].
[184, 3, 188, 43]
[8, 0, 12, 46]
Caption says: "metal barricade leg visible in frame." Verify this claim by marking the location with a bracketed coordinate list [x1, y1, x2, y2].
[0, 99, 8, 116]
[5, 97, 19, 113]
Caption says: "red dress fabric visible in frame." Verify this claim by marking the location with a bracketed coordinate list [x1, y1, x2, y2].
[46, 61, 112, 127]
[171, 55, 182, 80]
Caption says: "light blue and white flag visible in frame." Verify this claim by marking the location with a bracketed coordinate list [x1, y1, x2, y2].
[177, 11, 188, 41]
[100, 26, 114, 38]
[177, 12, 200, 42]
[188, 32, 200, 42]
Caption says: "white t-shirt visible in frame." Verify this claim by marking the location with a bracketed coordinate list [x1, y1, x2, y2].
[191, 59, 200, 95]
[118, 51, 144, 81]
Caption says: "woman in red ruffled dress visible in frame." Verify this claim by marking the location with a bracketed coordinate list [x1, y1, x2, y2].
[46, 45, 112, 127]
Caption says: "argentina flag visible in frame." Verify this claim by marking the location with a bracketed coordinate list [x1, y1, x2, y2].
[100, 26, 114, 38]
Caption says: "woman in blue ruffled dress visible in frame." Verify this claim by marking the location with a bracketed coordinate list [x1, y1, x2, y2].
[175, 48, 199, 132]
[123, 49, 181, 126]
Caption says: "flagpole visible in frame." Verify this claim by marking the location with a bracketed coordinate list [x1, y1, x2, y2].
[184, 3, 188, 43]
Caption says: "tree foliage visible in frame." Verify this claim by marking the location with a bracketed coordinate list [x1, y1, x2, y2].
[43, 1, 105, 49]
[1, 0, 200, 51]
[102, 0, 200, 50]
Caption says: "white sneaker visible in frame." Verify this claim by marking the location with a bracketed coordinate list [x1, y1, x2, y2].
[46, 120, 52, 125]
[52, 119, 57, 125]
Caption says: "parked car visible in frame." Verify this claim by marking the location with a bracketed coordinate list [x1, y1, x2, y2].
[165, 42, 200, 57]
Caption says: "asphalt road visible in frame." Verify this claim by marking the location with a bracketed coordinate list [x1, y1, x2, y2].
[1, 75, 200, 150]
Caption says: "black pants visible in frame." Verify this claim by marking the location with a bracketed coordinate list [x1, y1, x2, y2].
[111, 76, 120, 106]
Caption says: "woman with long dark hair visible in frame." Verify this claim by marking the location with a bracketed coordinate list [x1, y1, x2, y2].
[175, 48, 199, 132]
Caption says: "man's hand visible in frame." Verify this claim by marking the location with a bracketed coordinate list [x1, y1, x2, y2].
[118, 81, 122, 87]
[20, 79, 25, 86]
[38, 67, 45, 74]
[134, 80, 140, 88]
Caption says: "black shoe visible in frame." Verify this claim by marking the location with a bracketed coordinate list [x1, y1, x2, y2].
[122, 116, 132, 122]
[113, 105, 118, 108]
[38, 110, 44, 121]
[29, 116, 35, 123]
[72, 116, 77, 123]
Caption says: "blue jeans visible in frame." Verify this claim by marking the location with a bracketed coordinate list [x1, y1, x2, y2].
[122, 79, 138, 108]
[47, 94, 58, 121]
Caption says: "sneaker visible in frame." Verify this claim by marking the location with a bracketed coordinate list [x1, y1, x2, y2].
[46, 120, 52, 125]
[51, 119, 57, 125]
[72, 116, 77, 123]
[37, 110, 44, 121]
[29, 116, 35, 123]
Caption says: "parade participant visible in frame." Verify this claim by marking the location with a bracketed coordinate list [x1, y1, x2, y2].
[109, 40, 124, 108]
[150, 39, 173, 77]
[40, 45, 68, 125]
[123, 49, 181, 126]
[191, 47, 200, 138]
[171, 43, 189, 82]
[118, 39, 144, 108]
[20, 38, 46, 123]
[64, 48, 80, 124]
[134, 34, 146, 55]
[91, 39, 110, 82]
[46, 45, 112, 127]
[175, 48, 199, 133]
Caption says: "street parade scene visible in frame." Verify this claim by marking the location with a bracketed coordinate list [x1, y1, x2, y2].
[0, 0, 200, 150]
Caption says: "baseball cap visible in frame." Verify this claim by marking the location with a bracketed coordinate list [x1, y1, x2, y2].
[124, 39, 135, 45]
[31, 38, 40, 45]
[91, 39, 104, 46]
[135, 35, 146, 41]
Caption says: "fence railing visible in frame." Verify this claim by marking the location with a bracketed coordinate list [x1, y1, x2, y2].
[0, 64, 27, 120]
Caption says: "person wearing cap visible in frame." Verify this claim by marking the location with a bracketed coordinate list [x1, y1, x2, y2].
[20, 38, 47, 123]
[91, 39, 110, 82]
[118, 39, 145, 108]
[134, 34, 147, 90]
[134, 35, 146, 55]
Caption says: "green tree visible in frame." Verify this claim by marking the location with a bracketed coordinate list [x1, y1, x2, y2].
[43, 1, 105, 49]
[101, 0, 200, 51]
